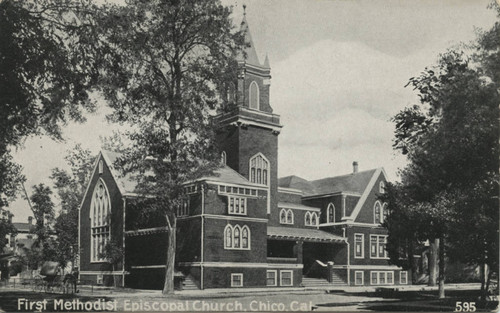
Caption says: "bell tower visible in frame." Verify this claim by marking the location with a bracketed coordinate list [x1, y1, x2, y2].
[214, 8, 282, 214]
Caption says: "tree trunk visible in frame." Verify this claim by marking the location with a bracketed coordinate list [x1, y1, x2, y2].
[428, 238, 439, 286]
[480, 263, 486, 301]
[438, 237, 445, 299]
[483, 265, 492, 301]
[162, 224, 176, 295]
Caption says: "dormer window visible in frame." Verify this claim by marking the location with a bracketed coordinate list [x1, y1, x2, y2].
[249, 81, 259, 110]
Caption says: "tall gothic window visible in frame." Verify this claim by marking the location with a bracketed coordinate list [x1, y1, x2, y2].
[249, 81, 259, 110]
[221, 151, 227, 165]
[249, 153, 269, 185]
[279, 208, 294, 225]
[327, 203, 335, 223]
[90, 179, 111, 262]
[305, 211, 319, 226]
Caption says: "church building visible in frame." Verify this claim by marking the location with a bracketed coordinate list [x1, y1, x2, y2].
[78, 15, 409, 290]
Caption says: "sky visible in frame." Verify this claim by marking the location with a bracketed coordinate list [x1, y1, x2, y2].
[9, 0, 498, 222]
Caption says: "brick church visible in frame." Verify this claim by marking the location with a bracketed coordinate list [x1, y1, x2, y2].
[78, 15, 409, 290]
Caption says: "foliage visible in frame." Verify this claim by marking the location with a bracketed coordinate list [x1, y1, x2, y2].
[0, 0, 102, 209]
[0, 216, 16, 252]
[96, 0, 244, 294]
[386, 3, 499, 292]
[51, 144, 95, 266]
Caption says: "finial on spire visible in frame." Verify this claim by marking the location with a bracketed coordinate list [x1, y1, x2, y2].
[243, 4, 247, 16]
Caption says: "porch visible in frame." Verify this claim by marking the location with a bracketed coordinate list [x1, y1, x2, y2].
[266, 226, 348, 286]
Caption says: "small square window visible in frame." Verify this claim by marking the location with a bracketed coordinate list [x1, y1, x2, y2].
[231, 273, 243, 287]
[280, 270, 293, 286]
[266, 270, 277, 286]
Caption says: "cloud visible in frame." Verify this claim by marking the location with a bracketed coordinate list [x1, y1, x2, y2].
[271, 39, 431, 180]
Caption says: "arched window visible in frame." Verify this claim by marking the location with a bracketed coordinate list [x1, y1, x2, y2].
[379, 181, 386, 194]
[242, 226, 250, 249]
[382, 203, 388, 223]
[280, 209, 286, 224]
[327, 203, 335, 223]
[305, 212, 311, 226]
[249, 153, 269, 185]
[374, 201, 382, 224]
[287, 210, 293, 224]
[90, 179, 111, 262]
[311, 212, 318, 226]
[249, 81, 259, 110]
[221, 151, 227, 165]
[234, 226, 241, 248]
[224, 225, 233, 248]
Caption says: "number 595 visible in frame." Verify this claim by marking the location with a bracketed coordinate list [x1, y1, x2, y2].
[455, 302, 476, 312]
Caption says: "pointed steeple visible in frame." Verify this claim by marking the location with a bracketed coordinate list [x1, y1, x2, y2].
[263, 54, 270, 68]
[238, 5, 262, 67]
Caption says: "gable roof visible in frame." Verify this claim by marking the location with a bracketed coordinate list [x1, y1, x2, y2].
[279, 169, 378, 197]
[12, 222, 34, 233]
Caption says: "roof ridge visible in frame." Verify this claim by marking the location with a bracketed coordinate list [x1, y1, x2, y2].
[311, 168, 378, 182]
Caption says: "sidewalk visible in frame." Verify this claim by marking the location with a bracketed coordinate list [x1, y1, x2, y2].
[76, 282, 482, 299]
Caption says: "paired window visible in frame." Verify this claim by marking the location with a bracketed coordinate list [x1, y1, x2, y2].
[354, 233, 365, 258]
[280, 270, 293, 286]
[266, 270, 277, 286]
[177, 198, 189, 217]
[279, 209, 294, 225]
[249, 81, 260, 110]
[304, 211, 319, 226]
[355, 271, 364, 285]
[370, 271, 394, 285]
[400, 271, 408, 284]
[224, 224, 250, 250]
[228, 196, 247, 215]
[370, 235, 388, 259]
[374, 201, 388, 224]
[249, 154, 269, 185]
[90, 179, 111, 262]
[231, 273, 243, 287]
[327, 203, 335, 223]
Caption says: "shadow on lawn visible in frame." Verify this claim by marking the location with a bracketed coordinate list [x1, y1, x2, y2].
[0, 291, 113, 312]
[318, 289, 498, 312]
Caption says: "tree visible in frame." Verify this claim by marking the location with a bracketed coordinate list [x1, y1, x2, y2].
[28, 184, 58, 266]
[99, 239, 124, 288]
[387, 5, 499, 299]
[96, 0, 244, 294]
[0, 0, 102, 206]
[51, 144, 95, 267]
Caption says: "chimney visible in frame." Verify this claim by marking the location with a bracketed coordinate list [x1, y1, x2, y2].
[353, 161, 359, 174]
[28, 216, 33, 226]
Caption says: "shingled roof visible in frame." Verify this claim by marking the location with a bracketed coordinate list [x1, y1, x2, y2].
[278, 169, 379, 197]
[101, 150, 260, 197]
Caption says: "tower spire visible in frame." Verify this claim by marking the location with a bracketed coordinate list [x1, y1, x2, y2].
[237, 5, 261, 67]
